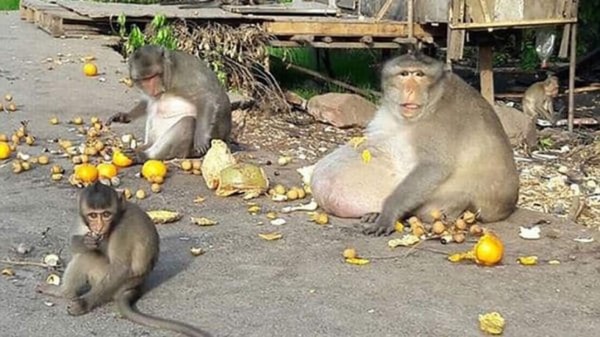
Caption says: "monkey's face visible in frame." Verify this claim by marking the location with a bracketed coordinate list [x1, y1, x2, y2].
[385, 69, 436, 120]
[129, 46, 166, 98]
[544, 81, 559, 98]
[84, 209, 116, 237]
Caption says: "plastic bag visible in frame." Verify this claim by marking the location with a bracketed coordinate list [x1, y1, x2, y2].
[535, 29, 557, 69]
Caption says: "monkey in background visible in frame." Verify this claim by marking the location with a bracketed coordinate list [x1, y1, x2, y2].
[36, 182, 212, 337]
[107, 45, 232, 164]
[522, 75, 560, 124]
[309, 52, 520, 236]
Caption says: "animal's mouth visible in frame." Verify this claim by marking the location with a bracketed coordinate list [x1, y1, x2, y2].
[400, 103, 421, 118]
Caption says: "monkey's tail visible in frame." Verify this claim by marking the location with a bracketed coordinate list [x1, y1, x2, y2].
[116, 296, 212, 337]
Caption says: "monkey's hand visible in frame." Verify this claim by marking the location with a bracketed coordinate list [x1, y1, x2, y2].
[362, 212, 397, 236]
[121, 147, 147, 165]
[106, 112, 131, 125]
[83, 233, 101, 250]
[67, 298, 89, 316]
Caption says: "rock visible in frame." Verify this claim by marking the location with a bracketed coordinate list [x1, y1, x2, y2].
[493, 103, 537, 148]
[227, 92, 254, 110]
[307, 93, 377, 128]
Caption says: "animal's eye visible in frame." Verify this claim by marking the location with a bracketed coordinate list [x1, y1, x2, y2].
[399, 71, 410, 77]
[88, 213, 98, 219]
[102, 211, 112, 218]
[414, 71, 425, 77]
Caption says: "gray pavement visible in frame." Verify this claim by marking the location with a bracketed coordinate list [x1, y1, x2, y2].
[1, 11, 599, 337]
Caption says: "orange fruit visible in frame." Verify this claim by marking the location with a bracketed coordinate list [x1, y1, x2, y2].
[0, 141, 12, 159]
[142, 160, 167, 180]
[97, 163, 118, 179]
[83, 63, 98, 77]
[75, 163, 99, 183]
[112, 151, 133, 168]
[474, 233, 504, 266]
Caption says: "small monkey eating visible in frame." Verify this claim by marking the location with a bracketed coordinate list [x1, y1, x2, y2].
[107, 44, 232, 164]
[310, 52, 520, 236]
[36, 182, 212, 337]
[522, 75, 560, 124]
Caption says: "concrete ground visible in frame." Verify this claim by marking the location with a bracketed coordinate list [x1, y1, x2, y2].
[1, 11, 599, 337]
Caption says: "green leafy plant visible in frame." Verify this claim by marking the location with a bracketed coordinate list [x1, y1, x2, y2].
[116, 13, 177, 57]
[537, 136, 554, 151]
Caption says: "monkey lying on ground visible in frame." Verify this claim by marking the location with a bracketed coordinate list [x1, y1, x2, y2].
[107, 45, 232, 164]
[36, 182, 212, 337]
[522, 75, 560, 124]
[310, 52, 520, 236]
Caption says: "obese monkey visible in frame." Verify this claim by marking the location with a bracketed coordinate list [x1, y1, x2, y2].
[522, 75, 560, 124]
[107, 45, 232, 164]
[36, 182, 212, 337]
[309, 52, 520, 236]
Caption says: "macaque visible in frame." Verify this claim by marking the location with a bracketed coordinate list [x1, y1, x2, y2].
[107, 45, 232, 164]
[36, 182, 211, 337]
[310, 52, 520, 236]
[522, 75, 560, 124]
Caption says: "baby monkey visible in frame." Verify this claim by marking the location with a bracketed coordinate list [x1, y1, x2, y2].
[522, 75, 560, 124]
[36, 182, 211, 337]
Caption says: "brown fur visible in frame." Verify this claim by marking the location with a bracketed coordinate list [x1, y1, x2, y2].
[310, 52, 520, 236]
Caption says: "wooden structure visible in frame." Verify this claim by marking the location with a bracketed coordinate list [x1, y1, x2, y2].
[19, 0, 580, 131]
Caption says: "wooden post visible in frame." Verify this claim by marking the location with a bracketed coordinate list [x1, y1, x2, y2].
[568, 23, 577, 132]
[479, 45, 495, 106]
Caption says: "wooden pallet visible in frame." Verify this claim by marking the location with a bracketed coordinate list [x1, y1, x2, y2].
[20, 0, 107, 38]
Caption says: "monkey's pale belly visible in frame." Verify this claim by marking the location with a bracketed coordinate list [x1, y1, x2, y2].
[145, 95, 197, 144]
[311, 144, 412, 218]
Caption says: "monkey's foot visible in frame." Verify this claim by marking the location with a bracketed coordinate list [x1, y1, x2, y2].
[67, 298, 89, 316]
[362, 213, 396, 236]
[360, 212, 380, 223]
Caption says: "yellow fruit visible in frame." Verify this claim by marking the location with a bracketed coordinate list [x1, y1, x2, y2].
[7, 103, 16, 112]
[51, 173, 63, 181]
[296, 187, 306, 199]
[430, 209, 443, 221]
[94, 141, 105, 152]
[38, 155, 49, 165]
[21, 161, 31, 171]
[123, 188, 133, 199]
[142, 160, 167, 180]
[273, 184, 286, 195]
[0, 141, 12, 159]
[83, 63, 98, 77]
[191, 160, 201, 170]
[135, 189, 146, 199]
[4, 94, 13, 101]
[470, 224, 484, 236]
[474, 233, 504, 266]
[12, 161, 23, 173]
[80, 154, 89, 163]
[343, 248, 357, 259]
[151, 183, 161, 193]
[25, 135, 35, 145]
[112, 151, 133, 167]
[71, 117, 84, 125]
[0, 134, 7, 142]
[74, 163, 99, 183]
[97, 163, 118, 179]
[90, 116, 99, 124]
[180, 160, 193, 171]
[50, 117, 59, 125]
[286, 188, 299, 200]
[50, 165, 64, 174]
[432, 220, 446, 235]
[151, 175, 165, 184]
[455, 218, 467, 230]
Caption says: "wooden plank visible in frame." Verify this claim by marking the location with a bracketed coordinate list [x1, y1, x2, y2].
[449, 18, 577, 29]
[478, 45, 495, 105]
[269, 40, 402, 49]
[263, 21, 430, 39]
